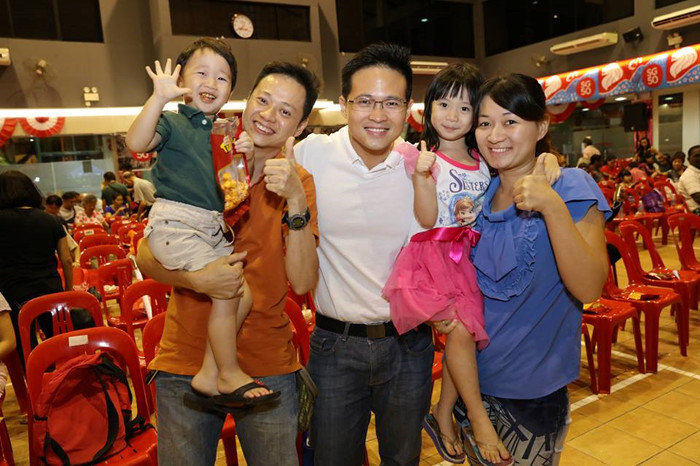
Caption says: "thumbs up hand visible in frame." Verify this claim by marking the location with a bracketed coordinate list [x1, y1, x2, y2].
[263, 136, 303, 200]
[512, 155, 556, 212]
[415, 140, 437, 177]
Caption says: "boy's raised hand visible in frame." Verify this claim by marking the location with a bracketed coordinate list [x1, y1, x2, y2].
[415, 140, 436, 176]
[146, 58, 191, 103]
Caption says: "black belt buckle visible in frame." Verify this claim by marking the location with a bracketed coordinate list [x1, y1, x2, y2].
[366, 324, 386, 339]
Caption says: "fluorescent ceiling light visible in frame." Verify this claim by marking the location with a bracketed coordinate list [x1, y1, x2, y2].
[614, 96, 627, 101]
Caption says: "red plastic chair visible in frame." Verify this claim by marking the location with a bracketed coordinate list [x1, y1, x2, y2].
[581, 297, 644, 394]
[654, 180, 689, 213]
[120, 279, 171, 341]
[78, 233, 119, 250]
[131, 228, 146, 256]
[73, 226, 107, 244]
[79, 244, 126, 269]
[73, 223, 106, 233]
[285, 297, 310, 365]
[0, 395, 14, 466]
[667, 212, 700, 272]
[619, 220, 700, 314]
[118, 223, 146, 250]
[26, 327, 158, 466]
[18, 291, 104, 365]
[626, 187, 669, 244]
[110, 218, 136, 236]
[604, 230, 686, 372]
[141, 313, 239, 466]
[97, 259, 143, 331]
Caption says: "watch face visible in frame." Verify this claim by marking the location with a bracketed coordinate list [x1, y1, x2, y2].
[232, 14, 254, 39]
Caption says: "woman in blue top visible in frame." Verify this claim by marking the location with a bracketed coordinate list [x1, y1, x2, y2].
[439, 73, 611, 465]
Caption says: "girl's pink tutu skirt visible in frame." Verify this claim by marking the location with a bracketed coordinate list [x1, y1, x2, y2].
[383, 227, 489, 349]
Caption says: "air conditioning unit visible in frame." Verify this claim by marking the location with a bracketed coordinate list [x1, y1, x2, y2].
[410, 61, 448, 75]
[651, 5, 700, 30]
[550, 32, 618, 56]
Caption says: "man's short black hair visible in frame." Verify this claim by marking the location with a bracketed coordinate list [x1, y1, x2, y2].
[104, 171, 117, 182]
[45, 194, 62, 207]
[62, 191, 80, 201]
[177, 37, 237, 90]
[250, 62, 321, 121]
[341, 42, 412, 100]
[590, 154, 602, 165]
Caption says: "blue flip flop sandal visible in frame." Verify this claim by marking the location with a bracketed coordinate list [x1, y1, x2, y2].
[460, 425, 513, 466]
[422, 413, 465, 464]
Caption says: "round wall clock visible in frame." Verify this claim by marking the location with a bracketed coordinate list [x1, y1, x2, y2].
[232, 14, 254, 39]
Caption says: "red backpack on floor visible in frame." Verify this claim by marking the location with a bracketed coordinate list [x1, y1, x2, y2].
[33, 352, 152, 465]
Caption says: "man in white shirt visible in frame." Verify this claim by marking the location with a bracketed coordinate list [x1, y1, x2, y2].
[58, 191, 83, 225]
[295, 42, 433, 466]
[122, 172, 156, 220]
[678, 145, 700, 214]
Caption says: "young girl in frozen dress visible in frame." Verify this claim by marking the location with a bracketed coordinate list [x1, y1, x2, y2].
[384, 64, 559, 465]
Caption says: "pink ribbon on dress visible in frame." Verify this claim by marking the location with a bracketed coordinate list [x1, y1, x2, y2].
[411, 227, 481, 264]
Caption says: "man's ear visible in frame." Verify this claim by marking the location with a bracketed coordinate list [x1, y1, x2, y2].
[294, 118, 309, 138]
[339, 96, 348, 119]
[404, 99, 414, 122]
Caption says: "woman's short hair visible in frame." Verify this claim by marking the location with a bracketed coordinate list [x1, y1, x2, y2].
[82, 194, 97, 206]
[0, 170, 44, 209]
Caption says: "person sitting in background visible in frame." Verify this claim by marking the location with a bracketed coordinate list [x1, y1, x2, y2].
[677, 145, 700, 215]
[628, 162, 649, 184]
[653, 152, 672, 178]
[101, 171, 131, 212]
[669, 152, 686, 183]
[45, 194, 68, 228]
[104, 193, 129, 218]
[58, 191, 83, 226]
[74, 194, 108, 230]
[122, 171, 156, 220]
[45, 195, 79, 261]
[587, 154, 606, 182]
[617, 169, 634, 189]
[634, 136, 654, 162]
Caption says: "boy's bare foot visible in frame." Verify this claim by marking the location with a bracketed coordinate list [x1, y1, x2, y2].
[191, 369, 220, 397]
[218, 371, 273, 399]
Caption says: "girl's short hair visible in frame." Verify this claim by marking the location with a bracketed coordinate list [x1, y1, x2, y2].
[421, 63, 484, 151]
[0, 170, 44, 209]
[475, 73, 551, 156]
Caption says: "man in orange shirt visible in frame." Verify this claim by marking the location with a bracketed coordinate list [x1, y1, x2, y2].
[137, 62, 320, 465]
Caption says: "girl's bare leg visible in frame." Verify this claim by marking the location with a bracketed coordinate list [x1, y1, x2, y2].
[446, 324, 510, 463]
[432, 364, 464, 456]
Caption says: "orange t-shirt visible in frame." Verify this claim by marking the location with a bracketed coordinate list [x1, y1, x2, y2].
[150, 160, 318, 377]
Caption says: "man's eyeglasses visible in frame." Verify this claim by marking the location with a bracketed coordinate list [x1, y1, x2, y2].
[346, 97, 407, 113]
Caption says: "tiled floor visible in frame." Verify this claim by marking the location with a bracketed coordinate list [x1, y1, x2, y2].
[3, 232, 700, 465]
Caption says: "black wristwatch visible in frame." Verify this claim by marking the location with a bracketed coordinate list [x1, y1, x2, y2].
[282, 208, 311, 230]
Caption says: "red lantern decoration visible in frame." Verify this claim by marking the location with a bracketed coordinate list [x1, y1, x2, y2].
[20, 116, 65, 138]
[0, 118, 17, 147]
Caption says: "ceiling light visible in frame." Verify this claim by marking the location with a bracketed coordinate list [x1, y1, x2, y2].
[614, 96, 627, 101]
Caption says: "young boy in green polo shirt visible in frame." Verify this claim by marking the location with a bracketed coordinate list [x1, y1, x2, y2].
[126, 37, 278, 410]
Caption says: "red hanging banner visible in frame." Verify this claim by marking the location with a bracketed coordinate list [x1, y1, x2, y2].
[0, 118, 17, 147]
[546, 102, 576, 124]
[20, 116, 65, 138]
[407, 108, 424, 133]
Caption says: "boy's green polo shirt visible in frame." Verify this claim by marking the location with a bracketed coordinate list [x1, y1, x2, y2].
[152, 104, 224, 212]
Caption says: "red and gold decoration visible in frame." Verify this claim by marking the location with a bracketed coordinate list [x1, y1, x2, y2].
[539, 44, 700, 105]
[407, 108, 424, 133]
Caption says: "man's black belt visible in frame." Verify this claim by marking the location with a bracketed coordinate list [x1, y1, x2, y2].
[315, 313, 398, 339]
